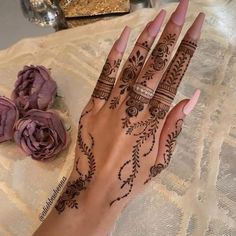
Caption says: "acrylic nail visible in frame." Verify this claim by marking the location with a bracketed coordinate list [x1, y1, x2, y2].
[183, 89, 201, 115]
[186, 12, 205, 40]
[115, 26, 131, 53]
[148, 9, 166, 37]
[171, 0, 189, 26]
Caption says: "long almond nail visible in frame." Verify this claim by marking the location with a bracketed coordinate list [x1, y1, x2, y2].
[148, 9, 166, 37]
[186, 12, 205, 40]
[183, 89, 201, 115]
[115, 26, 131, 53]
[171, 0, 189, 26]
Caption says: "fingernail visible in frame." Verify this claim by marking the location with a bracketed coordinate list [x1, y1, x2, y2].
[148, 9, 166, 37]
[171, 0, 189, 26]
[186, 12, 205, 40]
[115, 26, 131, 53]
[183, 89, 201, 115]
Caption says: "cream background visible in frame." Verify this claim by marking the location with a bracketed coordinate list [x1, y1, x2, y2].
[0, 0, 236, 235]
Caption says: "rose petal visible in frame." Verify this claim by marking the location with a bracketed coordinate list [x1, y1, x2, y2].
[11, 65, 57, 116]
[14, 109, 67, 160]
[0, 97, 19, 143]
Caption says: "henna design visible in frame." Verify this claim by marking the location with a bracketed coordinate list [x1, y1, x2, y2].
[142, 34, 176, 81]
[149, 39, 197, 117]
[121, 116, 131, 129]
[125, 97, 145, 118]
[109, 96, 120, 109]
[81, 98, 95, 119]
[126, 117, 153, 135]
[55, 112, 96, 213]
[135, 41, 150, 51]
[125, 85, 154, 118]
[110, 50, 145, 109]
[121, 91, 149, 128]
[123, 84, 155, 123]
[111, 116, 159, 206]
[144, 119, 183, 184]
[92, 59, 121, 101]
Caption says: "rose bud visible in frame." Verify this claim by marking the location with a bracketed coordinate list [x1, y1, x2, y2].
[11, 65, 57, 116]
[14, 110, 67, 161]
[0, 96, 19, 143]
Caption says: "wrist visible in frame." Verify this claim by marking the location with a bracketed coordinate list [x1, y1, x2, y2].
[66, 168, 123, 236]
[34, 168, 123, 236]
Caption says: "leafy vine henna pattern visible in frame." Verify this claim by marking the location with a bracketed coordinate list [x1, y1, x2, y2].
[110, 105, 166, 206]
[55, 107, 96, 214]
[92, 59, 121, 101]
[142, 34, 177, 83]
[110, 50, 145, 109]
[144, 119, 183, 184]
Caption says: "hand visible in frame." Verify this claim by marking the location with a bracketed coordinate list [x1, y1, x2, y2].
[34, 0, 205, 235]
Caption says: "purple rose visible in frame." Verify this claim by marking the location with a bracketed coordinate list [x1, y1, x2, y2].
[11, 65, 57, 116]
[0, 97, 19, 143]
[14, 110, 67, 161]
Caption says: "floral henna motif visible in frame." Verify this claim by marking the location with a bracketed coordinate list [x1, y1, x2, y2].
[121, 91, 149, 128]
[122, 84, 155, 128]
[125, 98, 144, 118]
[142, 34, 176, 81]
[110, 50, 145, 109]
[92, 59, 121, 101]
[55, 121, 96, 213]
[144, 119, 183, 184]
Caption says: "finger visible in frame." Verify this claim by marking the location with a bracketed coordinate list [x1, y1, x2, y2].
[92, 26, 131, 110]
[144, 89, 200, 184]
[134, 0, 189, 93]
[109, 10, 166, 109]
[149, 12, 205, 119]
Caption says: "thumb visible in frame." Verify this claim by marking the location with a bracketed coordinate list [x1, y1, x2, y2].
[144, 89, 201, 184]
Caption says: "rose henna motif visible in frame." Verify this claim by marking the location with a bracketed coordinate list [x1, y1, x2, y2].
[142, 34, 176, 81]
[11, 65, 57, 116]
[0, 97, 19, 143]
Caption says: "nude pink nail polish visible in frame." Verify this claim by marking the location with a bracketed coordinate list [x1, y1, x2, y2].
[115, 26, 131, 53]
[183, 89, 201, 115]
[171, 0, 189, 26]
[148, 9, 166, 37]
[187, 12, 205, 40]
